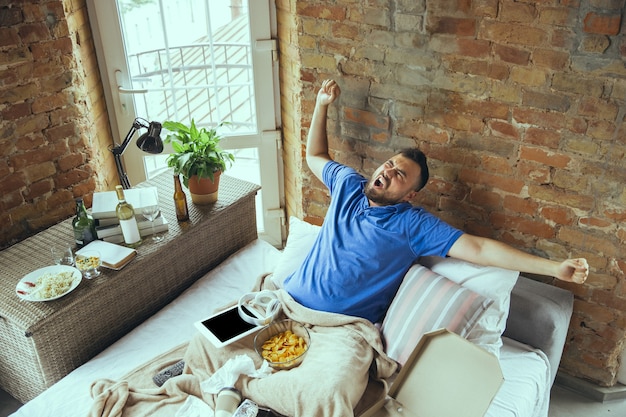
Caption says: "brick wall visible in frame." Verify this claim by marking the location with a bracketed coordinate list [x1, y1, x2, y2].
[1, 0, 624, 388]
[0, 0, 114, 249]
[278, 0, 626, 386]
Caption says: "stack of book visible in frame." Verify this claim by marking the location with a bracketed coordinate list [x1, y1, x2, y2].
[91, 187, 169, 243]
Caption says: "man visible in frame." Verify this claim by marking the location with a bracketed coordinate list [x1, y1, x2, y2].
[283, 79, 588, 324]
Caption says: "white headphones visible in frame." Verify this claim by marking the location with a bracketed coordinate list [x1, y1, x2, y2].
[238, 290, 282, 326]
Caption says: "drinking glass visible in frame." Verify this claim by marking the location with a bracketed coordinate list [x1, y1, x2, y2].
[51, 244, 74, 266]
[76, 250, 102, 279]
[142, 188, 164, 243]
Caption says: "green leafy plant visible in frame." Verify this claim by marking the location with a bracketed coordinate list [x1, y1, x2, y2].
[163, 119, 234, 187]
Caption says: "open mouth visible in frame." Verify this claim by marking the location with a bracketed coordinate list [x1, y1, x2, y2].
[373, 175, 386, 188]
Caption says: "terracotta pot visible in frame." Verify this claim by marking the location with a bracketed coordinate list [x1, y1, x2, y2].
[187, 171, 221, 204]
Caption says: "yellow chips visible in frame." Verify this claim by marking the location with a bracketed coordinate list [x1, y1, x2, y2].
[261, 330, 307, 365]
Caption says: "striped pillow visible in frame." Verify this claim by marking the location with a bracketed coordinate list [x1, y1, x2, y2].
[381, 264, 493, 366]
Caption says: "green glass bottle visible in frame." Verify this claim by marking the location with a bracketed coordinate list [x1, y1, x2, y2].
[72, 198, 97, 248]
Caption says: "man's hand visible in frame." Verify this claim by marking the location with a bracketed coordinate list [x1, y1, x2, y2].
[317, 79, 340, 107]
[556, 258, 589, 284]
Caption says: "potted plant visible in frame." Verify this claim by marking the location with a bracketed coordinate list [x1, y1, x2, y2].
[163, 119, 234, 204]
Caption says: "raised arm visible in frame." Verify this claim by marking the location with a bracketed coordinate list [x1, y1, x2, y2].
[306, 79, 341, 181]
[448, 234, 589, 284]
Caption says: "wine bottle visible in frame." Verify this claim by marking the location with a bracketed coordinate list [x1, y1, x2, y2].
[173, 174, 189, 221]
[115, 185, 142, 248]
[72, 198, 97, 248]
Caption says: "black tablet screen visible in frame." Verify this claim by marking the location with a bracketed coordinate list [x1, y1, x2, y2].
[200, 307, 257, 342]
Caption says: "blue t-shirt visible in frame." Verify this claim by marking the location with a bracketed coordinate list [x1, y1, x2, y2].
[283, 161, 463, 323]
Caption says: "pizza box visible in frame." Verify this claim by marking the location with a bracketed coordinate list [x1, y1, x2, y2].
[359, 329, 504, 417]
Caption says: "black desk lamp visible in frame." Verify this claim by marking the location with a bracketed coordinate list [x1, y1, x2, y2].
[110, 117, 164, 189]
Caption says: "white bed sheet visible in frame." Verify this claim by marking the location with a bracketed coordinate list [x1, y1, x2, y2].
[11, 238, 552, 417]
[10, 239, 281, 417]
[485, 336, 551, 417]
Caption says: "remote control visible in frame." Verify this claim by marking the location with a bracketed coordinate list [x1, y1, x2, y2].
[152, 359, 185, 387]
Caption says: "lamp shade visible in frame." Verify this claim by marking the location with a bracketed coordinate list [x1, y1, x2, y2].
[136, 121, 164, 153]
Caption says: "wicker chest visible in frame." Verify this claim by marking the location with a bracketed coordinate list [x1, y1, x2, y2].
[0, 174, 259, 403]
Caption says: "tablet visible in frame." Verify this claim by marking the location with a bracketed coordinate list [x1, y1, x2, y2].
[194, 305, 261, 348]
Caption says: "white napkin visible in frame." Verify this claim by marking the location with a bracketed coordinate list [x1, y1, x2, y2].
[200, 354, 272, 394]
[175, 395, 214, 417]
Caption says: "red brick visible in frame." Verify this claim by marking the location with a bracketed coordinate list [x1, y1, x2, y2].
[481, 154, 513, 175]
[0, 6, 23, 26]
[488, 120, 520, 139]
[470, 188, 502, 209]
[583, 12, 621, 36]
[532, 49, 570, 70]
[499, 2, 536, 23]
[523, 90, 571, 112]
[479, 21, 547, 47]
[604, 208, 626, 222]
[1, 102, 31, 120]
[331, 22, 359, 40]
[32, 92, 72, 114]
[55, 168, 91, 188]
[517, 160, 551, 184]
[540, 205, 575, 225]
[297, 4, 347, 21]
[447, 58, 508, 80]
[524, 127, 561, 149]
[539, 7, 578, 27]
[552, 72, 604, 97]
[371, 130, 390, 143]
[580, 217, 613, 228]
[520, 145, 571, 168]
[578, 97, 619, 121]
[24, 179, 54, 200]
[344, 107, 389, 130]
[587, 120, 616, 141]
[58, 152, 84, 171]
[529, 184, 595, 211]
[15, 134, 45, 152]
[456, 38, 491, 58]
[0, 27, 20, 47]
[432, 113, 484, 133]
[0, 172, 27, 194]
[458, 168, 524, 193]
[18, 22, 51, 43]
[1, 190, 25, 211]
[473, 0, 498, 17]
[552, 28, 578, 50]
[490, 212, 555, 238]
[45, 122, 77, 142]
[30, 38, 73, 59]
[504, 195, 538, 216]
[429, 17, 476, 36]
[408, 122, 450, 144]
[494, 44, 530, 65]
[513, 107, 568, 131]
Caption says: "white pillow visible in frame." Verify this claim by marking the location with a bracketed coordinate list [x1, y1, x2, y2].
[271, 216, 321, 288]
[381, 264, 493, 366]
[419, 256, 519, 358]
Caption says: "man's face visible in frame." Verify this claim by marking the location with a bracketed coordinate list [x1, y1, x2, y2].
[364, 154, 422, 206]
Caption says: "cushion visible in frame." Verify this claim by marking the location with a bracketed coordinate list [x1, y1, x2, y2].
[271, 216, 321, 288]
[381, 264, 493, 366]
[419, 256, 519, 358]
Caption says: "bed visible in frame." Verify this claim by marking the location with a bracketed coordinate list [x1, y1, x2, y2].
[10, 218, 574, 417]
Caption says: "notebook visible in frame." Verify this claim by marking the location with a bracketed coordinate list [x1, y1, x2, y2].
[76, 240, 137, 270]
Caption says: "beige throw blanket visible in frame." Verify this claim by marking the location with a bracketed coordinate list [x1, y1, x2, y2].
[89, 285, 397, 417]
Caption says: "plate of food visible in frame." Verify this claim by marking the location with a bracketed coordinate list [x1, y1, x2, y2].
[15, 265, 82, 302]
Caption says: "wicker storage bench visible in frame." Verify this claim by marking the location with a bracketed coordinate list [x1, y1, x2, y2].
[0, 174, 259, 403]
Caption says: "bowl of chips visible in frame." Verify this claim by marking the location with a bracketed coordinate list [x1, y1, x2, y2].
[254, 319, 310, 370]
